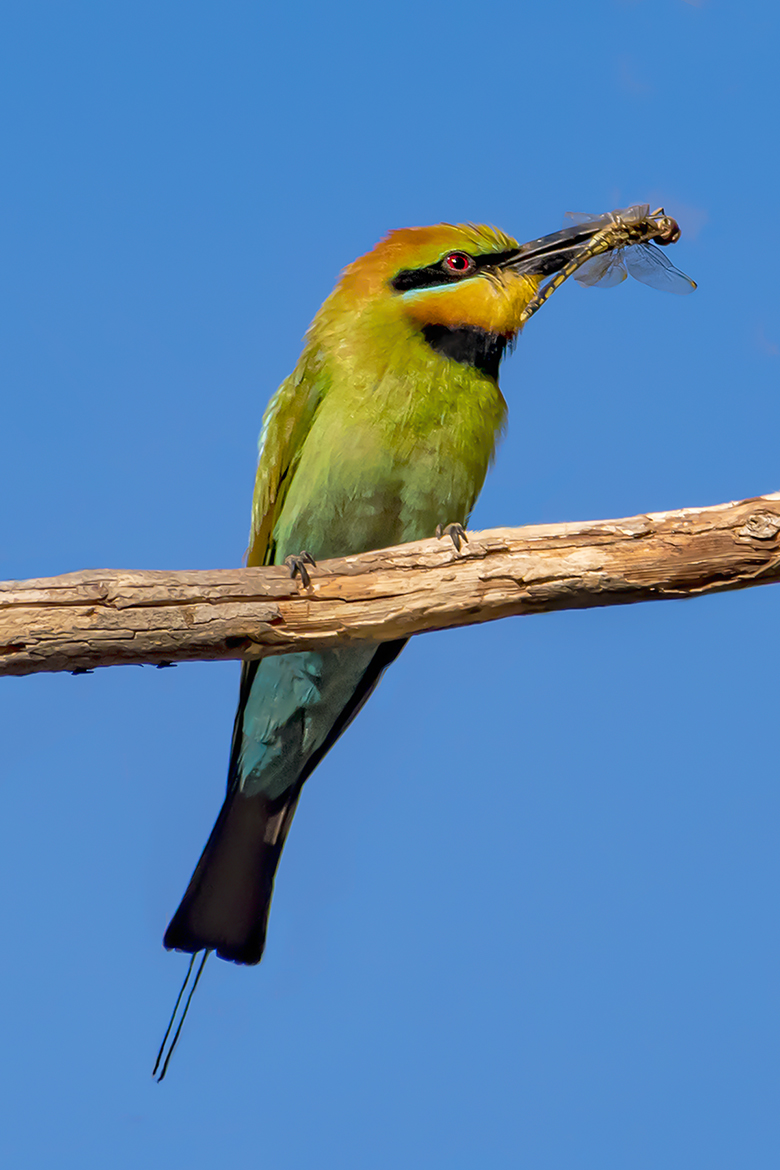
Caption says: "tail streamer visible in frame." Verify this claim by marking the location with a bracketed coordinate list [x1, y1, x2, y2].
[152, 950, 210, 1082]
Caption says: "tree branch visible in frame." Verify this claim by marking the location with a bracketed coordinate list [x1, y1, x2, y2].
[2, 491, 779, 678]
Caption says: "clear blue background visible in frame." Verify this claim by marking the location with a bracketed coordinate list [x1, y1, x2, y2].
[1, 2, 778, 1166]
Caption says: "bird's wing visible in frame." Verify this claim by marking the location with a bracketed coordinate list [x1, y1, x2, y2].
[247, 356, 327, 567]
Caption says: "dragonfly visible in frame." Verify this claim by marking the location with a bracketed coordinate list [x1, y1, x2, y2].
[516, 204, 696, 326]
[564, 205, 697, 293]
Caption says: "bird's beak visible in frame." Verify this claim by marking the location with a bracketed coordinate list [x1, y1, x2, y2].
[496, 222, 610, 278]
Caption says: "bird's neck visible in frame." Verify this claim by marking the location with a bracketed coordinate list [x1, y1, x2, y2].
[309, 300, 512, 388]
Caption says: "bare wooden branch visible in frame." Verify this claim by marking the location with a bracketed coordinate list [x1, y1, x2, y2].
[1, 491, 779, 678]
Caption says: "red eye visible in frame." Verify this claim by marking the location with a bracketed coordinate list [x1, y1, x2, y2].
[443, 251, 474, 274]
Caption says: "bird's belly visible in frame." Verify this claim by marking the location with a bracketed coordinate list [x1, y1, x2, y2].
[273, 428, 484, 562]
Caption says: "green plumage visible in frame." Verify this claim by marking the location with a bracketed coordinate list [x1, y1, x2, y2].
[164, 223, 528, 967]
[260, 329, 507, 564]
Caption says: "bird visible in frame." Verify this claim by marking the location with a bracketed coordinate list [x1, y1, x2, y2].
[153, 217, 639, 1077]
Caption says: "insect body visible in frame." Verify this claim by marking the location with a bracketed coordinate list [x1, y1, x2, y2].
[519, 205, 696, 324]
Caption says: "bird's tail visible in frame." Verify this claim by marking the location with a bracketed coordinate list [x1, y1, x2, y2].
[163, 785, 302, 965]
[153, 787, 300, 1081]
[163, 640, 406, 968]
[154, 638, 408, 1079]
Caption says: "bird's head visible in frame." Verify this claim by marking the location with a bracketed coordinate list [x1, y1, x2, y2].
[336, 223, 539, 336]
[311, 222, 590, 377]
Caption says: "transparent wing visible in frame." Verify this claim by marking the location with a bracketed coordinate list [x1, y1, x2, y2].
[564, 204, 650, 229]
[610, 203, 650, 224]
[565, 210, 613, 227]
[574, 251, 629, 288]
[623, 243, 697, 294]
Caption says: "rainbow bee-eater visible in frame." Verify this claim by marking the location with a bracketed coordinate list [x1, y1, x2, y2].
[154, 216, 660, 1076]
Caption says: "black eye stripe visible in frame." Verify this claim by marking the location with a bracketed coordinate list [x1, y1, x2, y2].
[390, 265, 461, 292]
[390, 249, 518, 293]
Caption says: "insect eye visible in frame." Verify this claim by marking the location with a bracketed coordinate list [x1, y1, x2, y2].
[443, 251, 475, 275]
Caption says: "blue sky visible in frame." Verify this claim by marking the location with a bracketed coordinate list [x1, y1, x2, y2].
[1, 1, 779, 1166]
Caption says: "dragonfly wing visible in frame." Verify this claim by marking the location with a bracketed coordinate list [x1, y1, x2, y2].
[565, 204, 650, 228]
[575, 252, 629, 288]
[565, 210, 613, 227]
[611, 203, 651, 224]
[624, 243, 697, 294]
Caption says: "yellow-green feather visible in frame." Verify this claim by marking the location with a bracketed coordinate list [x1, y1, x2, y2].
[164, 222, 531, 966]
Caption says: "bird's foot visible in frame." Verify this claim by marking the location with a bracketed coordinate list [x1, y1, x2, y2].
[435, 522, 468, 553]
[284, 550, 317, 588]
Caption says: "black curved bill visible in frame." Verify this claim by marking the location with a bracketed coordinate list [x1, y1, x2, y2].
[495, 221, 615, 278]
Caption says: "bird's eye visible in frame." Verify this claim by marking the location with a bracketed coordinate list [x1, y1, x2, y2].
[443, 251, 475, 275]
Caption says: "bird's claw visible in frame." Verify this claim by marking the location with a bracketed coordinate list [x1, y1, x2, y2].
[435, 522, 468, 553]
[284, 551, 317, 588]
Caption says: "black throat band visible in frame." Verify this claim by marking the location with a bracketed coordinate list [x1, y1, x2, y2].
[422, 325, 507, 380]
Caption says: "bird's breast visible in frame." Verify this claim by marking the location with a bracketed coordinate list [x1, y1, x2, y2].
[272, 351, 507, 563]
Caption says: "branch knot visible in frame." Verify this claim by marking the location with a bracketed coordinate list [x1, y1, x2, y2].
[737, 513, 780, 541]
